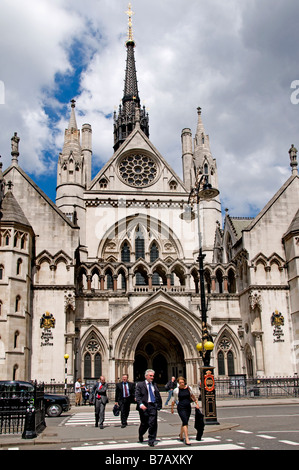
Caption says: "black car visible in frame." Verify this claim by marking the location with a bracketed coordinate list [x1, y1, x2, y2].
[44, 392, 71, 417]
[0, 381, 71, 417]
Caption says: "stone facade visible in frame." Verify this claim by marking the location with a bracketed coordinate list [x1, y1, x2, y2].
[0, 24, 298, 386]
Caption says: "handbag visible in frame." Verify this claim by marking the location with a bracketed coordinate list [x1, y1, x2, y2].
[113, 404, 120, 416]
[194, 408, 205, 441]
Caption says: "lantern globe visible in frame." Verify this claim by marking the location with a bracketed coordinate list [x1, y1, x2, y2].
[204, 341, 214, 351]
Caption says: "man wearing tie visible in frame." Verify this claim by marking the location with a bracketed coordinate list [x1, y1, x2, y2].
[115, 374, 135, 428]
[92, 376, 109, 429]
[135, 369, 162, 447]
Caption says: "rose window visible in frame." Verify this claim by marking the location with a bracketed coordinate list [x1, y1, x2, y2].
[119, 154, 158, 187]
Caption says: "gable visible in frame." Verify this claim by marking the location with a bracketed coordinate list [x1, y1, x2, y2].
[3, 165, 79, 256]
[242, 175, 299, 259]
[89, 127, 187, 194]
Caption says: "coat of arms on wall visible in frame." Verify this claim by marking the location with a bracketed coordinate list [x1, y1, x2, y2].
[40, 311, 55, 346]
[271, 310, 284, 343]
[40, 311, 56, 329]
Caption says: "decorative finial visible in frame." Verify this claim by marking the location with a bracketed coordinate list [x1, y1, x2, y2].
[125, 3, 135, 45]
[11, 132, 20, 166]
[70, 99, 76, 108]
[289, 144, 298, 175]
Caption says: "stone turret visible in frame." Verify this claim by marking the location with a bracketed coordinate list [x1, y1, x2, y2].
[56, 100, 91, 244]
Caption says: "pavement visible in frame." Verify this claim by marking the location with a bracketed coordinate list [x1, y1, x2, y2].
[1, 396, 299, 448]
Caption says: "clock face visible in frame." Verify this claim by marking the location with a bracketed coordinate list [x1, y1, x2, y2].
[118, 153, 158, 187]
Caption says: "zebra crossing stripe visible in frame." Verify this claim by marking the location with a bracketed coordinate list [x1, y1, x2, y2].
[70, 436, 231, 451]
[64, 411, 158, 426]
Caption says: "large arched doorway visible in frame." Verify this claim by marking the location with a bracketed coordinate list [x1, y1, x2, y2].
[133, 325, 186, 387]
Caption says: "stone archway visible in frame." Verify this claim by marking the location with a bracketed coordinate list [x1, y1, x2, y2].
[113, 292, 202, 385]
[133, 325, 186, 386]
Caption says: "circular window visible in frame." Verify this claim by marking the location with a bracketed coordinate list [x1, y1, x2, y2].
[118, 153, 158, 187]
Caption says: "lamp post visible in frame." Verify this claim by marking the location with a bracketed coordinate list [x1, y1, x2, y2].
[64, 354, 69, 395]
[188, 174, 219, 424]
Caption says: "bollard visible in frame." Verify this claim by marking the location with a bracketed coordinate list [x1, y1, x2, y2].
[22, 403, 37, 439]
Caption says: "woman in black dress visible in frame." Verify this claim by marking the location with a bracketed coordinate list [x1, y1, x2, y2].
[171, 376, 200, 445]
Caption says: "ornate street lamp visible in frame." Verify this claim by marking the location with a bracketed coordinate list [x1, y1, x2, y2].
[64, 354, 69, 395]
[188, 173, 220, 424]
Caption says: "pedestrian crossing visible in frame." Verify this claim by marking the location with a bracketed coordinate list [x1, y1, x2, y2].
[63, 410, 162, 427]
[70, 436, 244, 451]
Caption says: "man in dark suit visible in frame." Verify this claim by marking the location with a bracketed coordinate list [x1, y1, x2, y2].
[135, 369, 162, 447]
[92, 376, 109, 429]
[115, 374, 135, 428]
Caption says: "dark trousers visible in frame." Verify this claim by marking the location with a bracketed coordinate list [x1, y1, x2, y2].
[138, 403, 158, 444]
[119, 398, 131, 425]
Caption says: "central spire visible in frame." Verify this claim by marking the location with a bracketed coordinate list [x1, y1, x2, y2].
[113, 3, 149, 151]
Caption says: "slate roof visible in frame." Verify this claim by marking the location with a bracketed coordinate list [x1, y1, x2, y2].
[1, 190, 32, 228]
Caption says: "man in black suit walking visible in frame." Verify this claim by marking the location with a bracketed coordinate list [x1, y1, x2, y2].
[114, 374, 135, 428]
[135, 369, 162, 447]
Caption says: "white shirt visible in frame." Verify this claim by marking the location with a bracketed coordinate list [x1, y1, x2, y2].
[122, 382, 130, 397]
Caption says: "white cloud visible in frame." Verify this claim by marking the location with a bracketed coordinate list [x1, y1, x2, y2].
[0, 0, 298, 217]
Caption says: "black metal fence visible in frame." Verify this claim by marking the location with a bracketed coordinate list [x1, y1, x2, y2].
[0, 382, 45, 437]
[215, 376, 299, 399]
[45, 375, 299, 405]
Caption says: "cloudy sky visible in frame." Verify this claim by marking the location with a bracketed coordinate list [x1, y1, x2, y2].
[0, 0, 298, 217]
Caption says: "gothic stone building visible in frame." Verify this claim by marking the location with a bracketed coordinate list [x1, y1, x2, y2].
[0, 24, 298, 387]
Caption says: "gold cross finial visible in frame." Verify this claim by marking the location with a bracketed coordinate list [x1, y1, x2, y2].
[125, 3, 135, 43]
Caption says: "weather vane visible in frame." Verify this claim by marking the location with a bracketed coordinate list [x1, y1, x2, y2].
[125, 2, 135, 43]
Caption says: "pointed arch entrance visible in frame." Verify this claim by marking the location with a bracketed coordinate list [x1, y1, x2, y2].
[113, 293, 201, 386]
[133, 325, 186, 386]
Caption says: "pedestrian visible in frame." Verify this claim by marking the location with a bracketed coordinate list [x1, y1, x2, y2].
[164, 376, 177, 406]
[135, 369, 162, 447]
[74, 378, 82, 406]
[81, 383, 89, 405]
[115, 374, 136, 428]
[92, 376, 109, 429]
[171, 376, 199, 446]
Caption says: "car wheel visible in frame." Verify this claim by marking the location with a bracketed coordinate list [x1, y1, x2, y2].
[46, 403, 62, 417]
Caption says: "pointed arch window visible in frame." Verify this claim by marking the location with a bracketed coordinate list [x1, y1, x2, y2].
[14, 331, 20, 349]
[217, 335, 236, 376]
[217, 351, 225, 376]
[16, 258, 22, 275]
[83, 335, 102, 380]
[135, 226, 145, 260]
[121, 242, 131, 262]
[95, 353, 102, 378]
[84, 353, 91, 378]
[104, 269, 113, 290]
[15, 296, 21, 313]
[150, 242, 160, 285]
[216, 269, 223, 293]
[150, 242, 159, 262]
[227, 350, 235, 375]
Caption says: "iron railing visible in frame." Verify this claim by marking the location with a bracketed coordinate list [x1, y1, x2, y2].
[215, 376, 299, 399]
[44, 376, 299, 404]
[0, 382, 45, 436]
